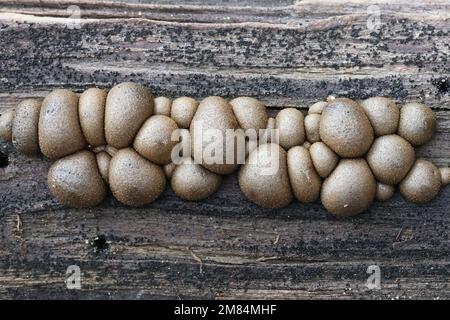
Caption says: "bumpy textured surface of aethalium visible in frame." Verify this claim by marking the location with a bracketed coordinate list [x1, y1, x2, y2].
[0, 82, 448, 218]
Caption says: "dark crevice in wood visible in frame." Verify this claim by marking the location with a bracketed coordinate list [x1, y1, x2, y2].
[0, 151, 9, 168]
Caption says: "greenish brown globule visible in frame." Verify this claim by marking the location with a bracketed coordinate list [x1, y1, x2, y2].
[398, 102, 436, 146]
[109, 148, 166, 207]
[375, 182, 395, 202]
[48, 150, 107, 208]
[304, 113, 321, 143]
[361, 97, 400, 136]
[440, 167, 450, 186]
[321, 158, 376, 217]
[287, 146, 321, 203]
[190, 96, 241, 175]
[171, 97, 198, 129]
[96, 151, 111, 184]
[105, 82, 154, 149]
[133, 115, 179, 165]
[79, 88, 107, 147]
[366, 134, 415, 185]
[239, 143, 293, 208]
[399, 159, 441, 203]
[154, 96, 172, 117]
[229, 97, 268, 131]
[275, 108, 305, 150]
[171, 157, 222, 201]
[0, 109, 15, 142]
[12, 99, 41, 155]
[308, 101, 327, 115]
[309, 141, 339, 178]
[320, 98, 374, 158]
[39, 89, 86, 159]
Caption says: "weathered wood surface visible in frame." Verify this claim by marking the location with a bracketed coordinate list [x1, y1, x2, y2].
[0, 0, 449, 299]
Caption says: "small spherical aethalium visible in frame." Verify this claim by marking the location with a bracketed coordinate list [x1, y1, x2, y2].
[320, 98, 374, 158]
[398, 102, 436, 146]
[399, 159, 441, 203]
[309, 141, 339, 179]
[105, 82, 154, 149]
[109, 148, 166, 207]
[0, 109, 15, 142]
[275, 108, 305, 150]
[39, 89, 86, 159]
[171, 96, 198, 129]
[304, 113, 321, 143]
[48, 150, 107, 208]
[360, 97, 399, 137]
[440, 167, 450, 186]
[79, 88, 107, 147]
[229, 96, 268, 132]
[134, 115, 179, 165]
[154, 96, 172, 117]
[12, 99, 41, 155]
[287, 146, 321, 203]
[239, 143, 293, 208]
[171, 157, 222, 201]
[366, 134, 415, 185]
[321, 158, 376, 217]
[190, 96, 240, 175]
[375, 183, 395, 202]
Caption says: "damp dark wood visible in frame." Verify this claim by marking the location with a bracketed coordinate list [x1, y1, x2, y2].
[0, 0, 449, 300]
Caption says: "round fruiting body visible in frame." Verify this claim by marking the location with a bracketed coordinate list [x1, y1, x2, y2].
[398, 103, 436, 146]
[96, 151, 111, 183]
[304, 113, 321, 143]
[360, 97, 399, 136]
[375, 183, 395, 202]
[133, 115, 179, 165]
[79, 88, 107, 147]
[309, 142, 339, 178]
[109, 148, 166, 206]
[229, 97, 268, 131]
[308, 101, 327, 115]
[319, 98, 374, 158]
[239, 143, 293, 208]
[12, 99, 41, 155]
[366, 134, 415, 185]
[440, 167, 450, 186]
[39, 89, 86, 159]
[154, 96, 172, 116]
[321, 159, 376, 217]
[0, 109, 15, 142]
[47, 150, 107, 208]
[399, 159, 441, 203]
[105, 82, 154, 149]
[171, 97, 198, 129]
[171, 157, 222, 201]
[190, 96, 240, 175]
[287, 146, 321, 203]
[275, 108, 305, 150]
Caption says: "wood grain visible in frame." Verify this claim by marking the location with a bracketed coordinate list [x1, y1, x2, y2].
[0, 0, 449, 299]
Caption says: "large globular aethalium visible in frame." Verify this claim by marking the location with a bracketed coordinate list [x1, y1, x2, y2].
[0, 82, 448, 218]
